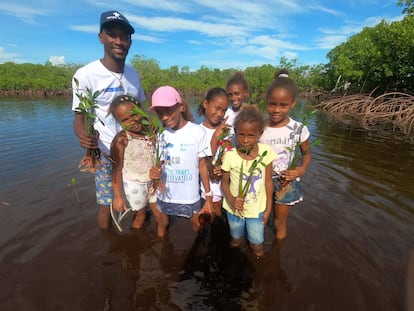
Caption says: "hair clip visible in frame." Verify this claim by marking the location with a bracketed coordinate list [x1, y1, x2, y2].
[120, 95, 139, 105]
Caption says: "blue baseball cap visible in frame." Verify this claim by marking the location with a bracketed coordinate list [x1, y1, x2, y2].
[100, 10, 135, 34]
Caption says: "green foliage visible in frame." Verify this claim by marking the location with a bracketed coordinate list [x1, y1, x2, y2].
[327, 16, 414, 94]
[69, 177, 77, 186]
[3, 7, 414, 98]
[130, 55, 235, 93]
[68, 177, 80, 204]
[0, 62, 79, 91]
[398, 0, 414, 15]
[73, 77, 101, 135]
[3, 4, 412, 96]
[130, 105, 164, 166]
[73, 77, 102, 172]
[238, 150, 268, 198]
[0, 56, 331, 96]
[130, 55, 163, 92]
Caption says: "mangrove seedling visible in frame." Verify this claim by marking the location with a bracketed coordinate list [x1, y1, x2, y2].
[73, 77, 103, 173]
[212, 126, 232, 166]
[238, 150, 268, 199]
[130, 105, 165, 193]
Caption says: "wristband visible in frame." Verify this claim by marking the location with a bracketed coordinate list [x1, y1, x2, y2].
[205, 191, 213, 197]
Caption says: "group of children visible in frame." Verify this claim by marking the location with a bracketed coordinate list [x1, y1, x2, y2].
[108, 69, 312, 258]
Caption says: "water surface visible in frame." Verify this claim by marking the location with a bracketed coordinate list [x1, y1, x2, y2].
[0, 98, 413, 310]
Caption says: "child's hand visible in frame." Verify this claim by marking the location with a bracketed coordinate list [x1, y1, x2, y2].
[113, 197, 128, 212]
[199, 198, 214, 216]
[211, 165, 222, 180]
[233, 196, 244, 211]
[262, 210, 271, 225]
[213, 117, 230, 139]
[149, 165, 162, 180]
[281, 166, 305, 183]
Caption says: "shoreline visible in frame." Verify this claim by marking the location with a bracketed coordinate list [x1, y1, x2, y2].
[0, 88, 206, 99]
[0, 89, 333, 101]
[0, 88, 72, 98]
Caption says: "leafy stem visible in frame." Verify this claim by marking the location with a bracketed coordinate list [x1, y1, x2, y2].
[212, 127, 232, 166]
[73, 77, 102, 172]
[130, 105, 164, 166]
[238, 150, 268, 198]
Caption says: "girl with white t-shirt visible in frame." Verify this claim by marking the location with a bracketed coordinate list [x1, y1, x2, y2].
[197, 87, 229, 218]
[149, 86, 213, 238]
[225, 71, 250, 127]
[259, 69, 313, 240]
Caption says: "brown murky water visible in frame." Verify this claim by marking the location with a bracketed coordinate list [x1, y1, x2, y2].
[1, 99, 413, 311]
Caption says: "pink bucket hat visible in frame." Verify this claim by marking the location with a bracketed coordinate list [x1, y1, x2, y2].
[149, 86, 182, 111]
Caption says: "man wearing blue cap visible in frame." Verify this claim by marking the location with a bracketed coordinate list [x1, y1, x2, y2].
[72, 10, 146, 229]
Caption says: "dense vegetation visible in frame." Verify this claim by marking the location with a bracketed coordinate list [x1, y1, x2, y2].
[0, 62, 78, 95]
[327, 15, 414, 95]
[0, 1, 412, 97]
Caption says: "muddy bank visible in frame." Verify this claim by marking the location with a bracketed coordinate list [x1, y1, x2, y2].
[0, 88, 72, 98]
[0, 88, 328, 100]
[0, 88, 205, 100]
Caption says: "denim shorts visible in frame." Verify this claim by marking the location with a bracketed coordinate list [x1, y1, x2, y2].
[157, 199, 201, 218]
[273, 176, 303, 205]
[95, 155, 113, 206]
[226, 211, 264, 245]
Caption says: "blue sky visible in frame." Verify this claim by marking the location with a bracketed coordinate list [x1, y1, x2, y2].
[0, 0, 403, 70]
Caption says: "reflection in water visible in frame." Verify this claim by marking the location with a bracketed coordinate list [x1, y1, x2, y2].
[315, 115, 414, 217]
[254, 239, 292, 308]
[97, 214, 271, 310]
[0, 99, 414, 310]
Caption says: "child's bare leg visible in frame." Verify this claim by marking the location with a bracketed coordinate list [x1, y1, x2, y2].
[131, 208, 146, 229]
[274, 204, 291, 240]
[230, 237, 243, 248]
[250, 242, 264, 258]
[212, 200, 223, 217]
[149, 201, 161, 224]
[157, 212, 169, 239]
[98, 205, 110, 229]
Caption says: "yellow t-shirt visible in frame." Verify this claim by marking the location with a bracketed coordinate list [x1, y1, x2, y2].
[221, 143, 275, 218]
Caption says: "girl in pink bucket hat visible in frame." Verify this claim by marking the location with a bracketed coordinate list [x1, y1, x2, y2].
[149, 86, 213, 238]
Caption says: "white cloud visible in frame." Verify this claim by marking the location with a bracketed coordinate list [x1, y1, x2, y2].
[314, 12, 404, 50]
[0, 3, 48, 23]
[131, 16, 247, 37]
[121, 0, 191, 13]
[0, 46, 24, 63]
[69, 24, 163, 43]
[134, 34, 162, 43]
[315, 35, 348, 49]
[188, 40, 204, 46]
[283, 51, 299, 59]
[69, 25, 98, 34]
[250, 35, 306, 51]
[235, 35, 307, 61]
[309, 5, 344, 17]
[48, 55, 65, 66]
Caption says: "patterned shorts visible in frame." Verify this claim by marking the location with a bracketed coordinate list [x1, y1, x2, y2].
[123, 180, 157, 211]
[95, 156, 113, 206]
[273, 176, 303, 205]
